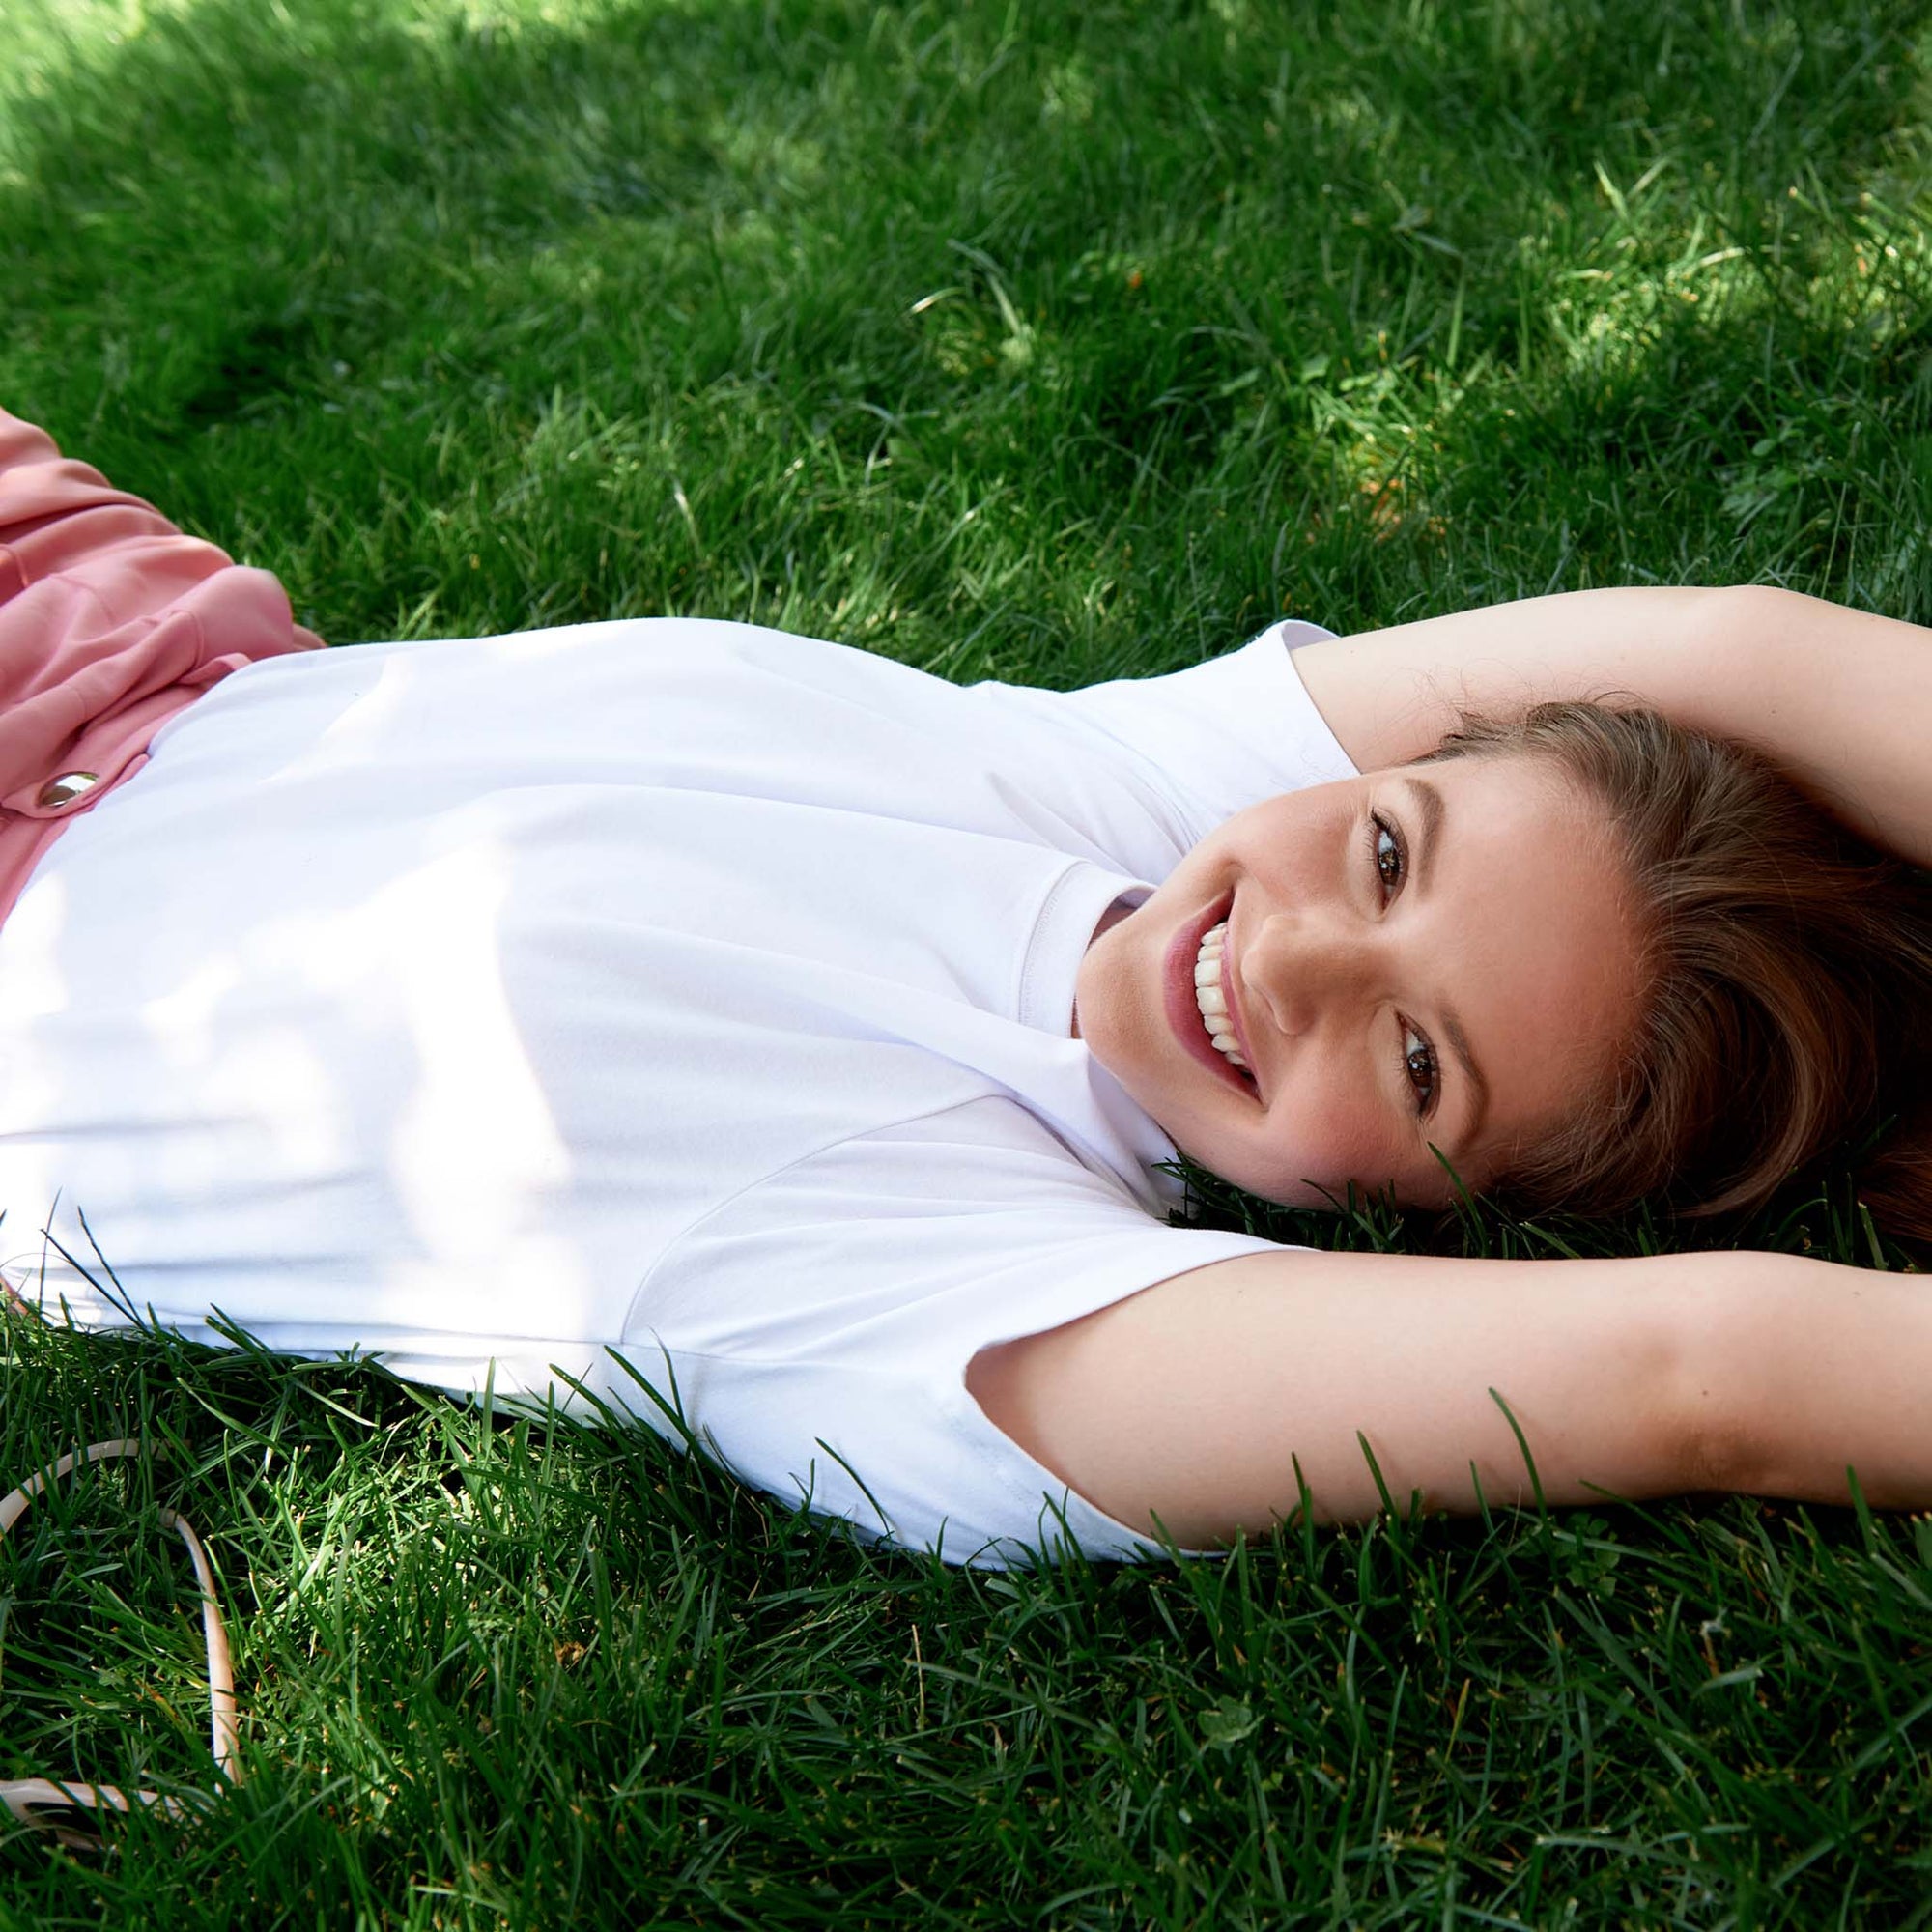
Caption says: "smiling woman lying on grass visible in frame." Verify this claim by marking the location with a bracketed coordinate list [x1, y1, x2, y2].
[4, 403, 1931, 1568]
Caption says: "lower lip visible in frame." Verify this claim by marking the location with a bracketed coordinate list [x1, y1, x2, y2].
[1163, 894, 1250, 1094]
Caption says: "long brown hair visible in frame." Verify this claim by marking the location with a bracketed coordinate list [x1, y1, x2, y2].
[1419, 702, 1932, 1244]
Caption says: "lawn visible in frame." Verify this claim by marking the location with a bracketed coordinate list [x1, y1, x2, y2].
[3, 0, 1932, 1923]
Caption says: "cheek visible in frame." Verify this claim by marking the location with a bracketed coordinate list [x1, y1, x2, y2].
[1247, 1061, 1400, 1202]
[1241, 801, 1353, 901]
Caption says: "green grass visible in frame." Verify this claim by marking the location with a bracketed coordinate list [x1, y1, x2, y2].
[4, 0, 1932, 1922]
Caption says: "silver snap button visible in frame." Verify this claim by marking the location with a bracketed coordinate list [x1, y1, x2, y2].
[38, 772, 99, 810]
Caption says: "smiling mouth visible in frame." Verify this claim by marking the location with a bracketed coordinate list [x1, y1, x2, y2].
[1163, 894, 1257, 1096]
[1192, 923, 1249, 1072]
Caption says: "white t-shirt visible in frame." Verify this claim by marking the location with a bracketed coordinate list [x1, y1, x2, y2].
[0, 616, 1358, 1565]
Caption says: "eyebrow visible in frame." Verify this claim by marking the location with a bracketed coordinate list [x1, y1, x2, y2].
[1400, 775, 1491, 1147]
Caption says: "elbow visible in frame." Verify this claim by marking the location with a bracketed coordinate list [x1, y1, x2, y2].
[1648, 1255, 1780, 1497]
[1671, 1400, 1768, 1498]
[1701, 582, 1799, 669]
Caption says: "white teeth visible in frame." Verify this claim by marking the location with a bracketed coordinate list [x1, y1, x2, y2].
[1192, 921, 1249, 1072]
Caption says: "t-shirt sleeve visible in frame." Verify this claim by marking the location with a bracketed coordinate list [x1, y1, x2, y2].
[624, 1099, 1295, 1568]
[973, 620, 1360, 857]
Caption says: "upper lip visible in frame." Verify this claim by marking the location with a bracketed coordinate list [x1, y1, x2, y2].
[1220, 895, 1262, 1094]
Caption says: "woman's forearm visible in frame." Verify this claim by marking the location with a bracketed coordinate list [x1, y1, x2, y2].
[1719, 586, 1932, 868]
[1294, 584, 1932, 868]
[1704, 1250, 1932, 1510]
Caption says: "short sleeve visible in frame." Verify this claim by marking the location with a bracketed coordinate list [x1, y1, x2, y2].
[622, 1098, 1293, 1568]
[972, 620, 1360, 857]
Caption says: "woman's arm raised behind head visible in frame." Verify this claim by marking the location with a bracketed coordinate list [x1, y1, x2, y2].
[1293, 584, 1932, 870]
[966, 1245, 1932, 1548]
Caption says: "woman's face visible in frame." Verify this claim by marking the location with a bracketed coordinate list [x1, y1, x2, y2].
[1075, 753, 1641, 1209]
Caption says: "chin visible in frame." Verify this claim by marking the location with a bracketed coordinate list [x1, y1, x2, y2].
[1172, 1137, 1388, 1214]
[1160, 1126, 1292, 1207]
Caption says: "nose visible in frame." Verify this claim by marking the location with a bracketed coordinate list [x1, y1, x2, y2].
[1240, 908, 1380, 1039]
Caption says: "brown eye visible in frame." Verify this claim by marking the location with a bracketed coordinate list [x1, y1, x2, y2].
[1371, 814, 1405, 898]
[1402, 1022, 1438, 1116]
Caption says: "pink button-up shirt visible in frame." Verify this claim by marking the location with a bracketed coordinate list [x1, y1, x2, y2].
[0, 409, 323, 922]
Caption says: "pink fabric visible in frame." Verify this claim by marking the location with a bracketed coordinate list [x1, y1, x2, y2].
[0, 409, 323, 922]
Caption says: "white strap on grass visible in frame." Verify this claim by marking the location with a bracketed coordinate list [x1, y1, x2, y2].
[0, 1438, 240, 1847]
